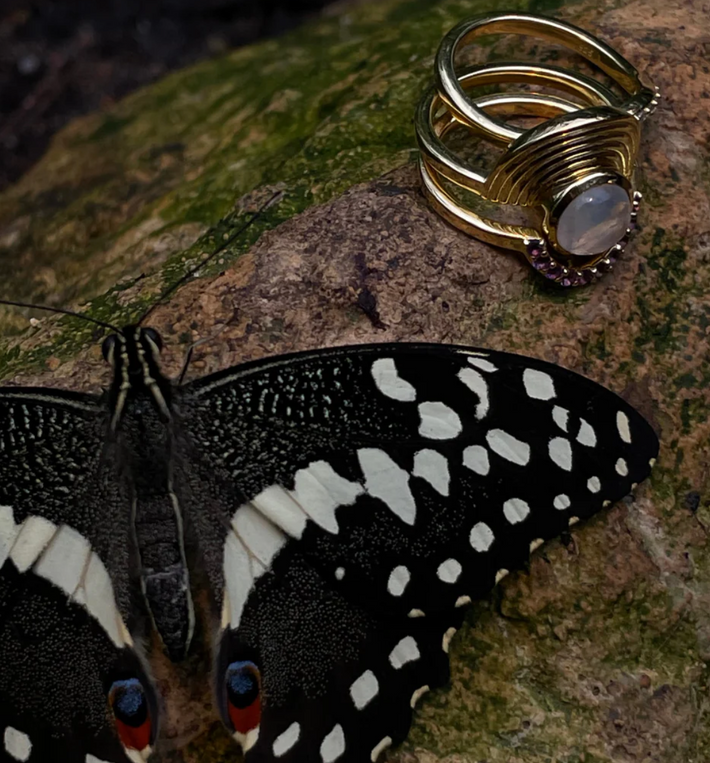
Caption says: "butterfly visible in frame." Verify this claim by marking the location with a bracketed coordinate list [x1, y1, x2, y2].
[0, 326, 659, 763]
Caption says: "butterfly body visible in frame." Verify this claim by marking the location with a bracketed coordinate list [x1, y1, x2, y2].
[0, 332, 659, 763]
[104, 327, 194, 662]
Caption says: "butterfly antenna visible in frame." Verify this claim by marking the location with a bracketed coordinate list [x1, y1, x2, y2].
[138, 189, 283, 325]
[0, 299, 121, 333]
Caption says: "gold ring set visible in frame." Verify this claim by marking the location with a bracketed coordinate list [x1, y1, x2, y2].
[416, 13, 659, 287]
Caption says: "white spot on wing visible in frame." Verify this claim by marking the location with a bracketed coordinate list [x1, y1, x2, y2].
[35, 525, 91, 596]
[320, 725, 345, 763]
[455, 595, 471, 607]
[408, 608, 425, 618]
[495, 569, 509, 583]
[273, 722, 300, 757]
[412, 449, 450, 496]
[503, 498, 530, 524]
[530, 538, 544, 552]
[335, 567, 345, 581]
[470, 521, 494, 551]
[587, 476, 601, 493]
[290, 461, 363, 534]
[389, 636, 420, 669]
[617, 411, 632, 443]
[221, 595, 231, 630]
[370, 737, 392, 762]
[442, 627, 457, 653]
[9, 515, 56, 573]
[82, 552, 124, 648]
[233, 726, 260, 753]
[223, 533, 253, 629]
[616, 458, 629, 476]
[437, 558, 462, 583]
[0, 509, 127, 648]
[554, 494, 571, 510]
[523, 368, 556, 400]
[358, 448, 416, 525]
[577, 419, 596, 447]
[486, 429, 530, 466]
[410, 686, 430, 708]
[371, 358, 416, 402]
[250, 555, 265, 578]
[467, 357, 498, 373]
[232, 505, 286, 568]
[387, 565, 410, 597]
[0, 505, 19, 568]
[350, 670, 379, 709]
[417, 401, 462, 440]
[549, 437, 573, 471]
[457, 367, 489, 419]
[463, 445, 490, 476]
[4, 727, 31, 761]
[250, 485, 308, 538]
[552, 406, 569, 432]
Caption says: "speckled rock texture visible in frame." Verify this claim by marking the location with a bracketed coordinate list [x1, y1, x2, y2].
[0, 0, 708, 761]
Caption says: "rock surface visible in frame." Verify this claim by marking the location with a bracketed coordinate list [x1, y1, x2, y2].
[0, 0, 709, 762]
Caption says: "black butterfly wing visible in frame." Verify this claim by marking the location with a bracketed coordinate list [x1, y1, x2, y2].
[0, 390, 152, 763]
[215, 544, 461, 763]
[178, 343, 659, 762]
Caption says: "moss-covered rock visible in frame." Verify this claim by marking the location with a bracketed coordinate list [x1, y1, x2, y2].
[1, 0, 708, 761]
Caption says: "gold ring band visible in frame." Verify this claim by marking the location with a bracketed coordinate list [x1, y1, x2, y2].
[415, 13, 660, 287]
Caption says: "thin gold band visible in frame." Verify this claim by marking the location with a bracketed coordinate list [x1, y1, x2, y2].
[415, 13, 659, 287]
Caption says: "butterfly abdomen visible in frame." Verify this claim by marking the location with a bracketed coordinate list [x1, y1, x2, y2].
[120, 390, 194, 662]
[133, 489, 194, 661]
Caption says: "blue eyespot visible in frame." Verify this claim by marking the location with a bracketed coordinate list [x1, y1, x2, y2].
[110, 678, 148, 725]
[226, 661, 260, 709]
[108, 678, 152, 751]
[224, 660, 262, 734]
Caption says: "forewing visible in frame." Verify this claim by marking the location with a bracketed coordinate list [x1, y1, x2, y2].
[178, 344, 659, 761]
[0, 390, 151, 763]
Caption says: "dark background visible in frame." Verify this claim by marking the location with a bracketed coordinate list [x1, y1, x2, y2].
[0, 0, 344, 192]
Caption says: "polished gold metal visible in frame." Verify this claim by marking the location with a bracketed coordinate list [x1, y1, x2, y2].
[415, 13, 660, 286]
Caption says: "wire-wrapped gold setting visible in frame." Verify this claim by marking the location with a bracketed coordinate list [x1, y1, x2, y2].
[415, 13, 660, 287]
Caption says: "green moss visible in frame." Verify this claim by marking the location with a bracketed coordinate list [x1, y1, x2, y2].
[529, 0, 567, 13]
[1, 0, 541, 375]
[89, 114, 135, 142]
[646, 228, 688, 291]
[680, 398, 709, 434]
[676, 373, 699, 389]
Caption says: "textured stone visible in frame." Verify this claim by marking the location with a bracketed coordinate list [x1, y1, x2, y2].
[557, 182, 631, 255]
[0, 0, 708, 762]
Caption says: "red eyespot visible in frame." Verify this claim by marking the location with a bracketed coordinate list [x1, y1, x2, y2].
[225, 661, 261, 734]
[108, 678, 153, 752]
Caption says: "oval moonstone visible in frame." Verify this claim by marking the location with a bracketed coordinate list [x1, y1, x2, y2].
[556, 183, 631, 256]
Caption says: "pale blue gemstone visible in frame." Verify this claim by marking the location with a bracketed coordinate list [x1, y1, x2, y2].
[556, 184, 631, 256]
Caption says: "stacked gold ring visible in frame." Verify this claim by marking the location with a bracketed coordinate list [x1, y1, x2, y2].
[415, 13, 660, 287]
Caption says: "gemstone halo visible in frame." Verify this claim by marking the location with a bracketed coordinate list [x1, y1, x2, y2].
[527, 182, 641, 288]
